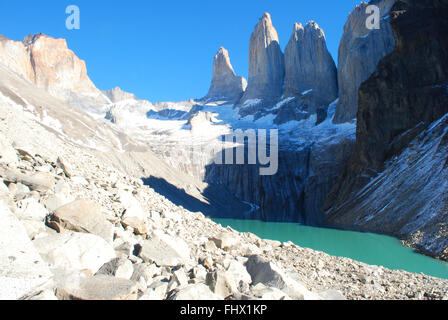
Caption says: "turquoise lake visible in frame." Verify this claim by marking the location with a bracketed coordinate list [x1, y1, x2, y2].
[213, 218, 448, 280]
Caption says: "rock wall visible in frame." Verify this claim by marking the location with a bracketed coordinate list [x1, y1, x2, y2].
[204, 137, 355, 225]
[333, 0, 395, 124]
[0, 33, 110, 114]
[283, 21, 338, 107]
[238, 13, 284, 116]
[203, 47, 247, 102]
[325, 0, 448, 260]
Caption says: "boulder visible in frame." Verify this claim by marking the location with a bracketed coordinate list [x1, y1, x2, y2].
[96, 258, 134, 280]
[43, 192, 76, 212]
[131, 263, 161, 283]
[49, 200, 114, 243]
[245, 255, 319, 300]
[0, 179, 8, 194]
[33, 232, 116, 273]
[206, 271, 238, 298]
[0, 135, 18, 165]
[0, 167, 55, 192]
[14, 197, 48, 221]
[56, 275, 138, 300]
[139, 230, 191, 267]
[319, 289, 346, 300]
[168, 283, 223, 300]
[192, 265, 208, 282]
[56, 156, 72, 178]
[226, 260, 252, 286]
[211, 232, 239, 251]
[122, 216, 148, 236]
[0, 200, 52, 300]
[172, 268, 189, 288]
[251, 283, 291, 300]
[119, 191, 147, 235]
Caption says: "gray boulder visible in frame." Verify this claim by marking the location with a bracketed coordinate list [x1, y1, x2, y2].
[206, 270, 238, 298]
[96, 258, 134, 280]
[56, 275, 138, 300]
[33, 232, 116, 273]
[0, 135, 18, 165]
[139, 230, 191, 267]
[245, 255, 319, 300]
[0, 200, 52, 300]
[0, 167, 55, 192]
[168, 283, 223, 300]
[49, 200, 114, 243]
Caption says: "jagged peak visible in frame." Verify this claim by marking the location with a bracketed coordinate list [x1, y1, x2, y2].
[212, 46, 236, 77]
[290, 20, 325, 42]
[215, 47, 230, 59]
[252, 12, 280, 46]
[305, 20, 319, 29]
[23, 33, 46, 46]
[306, 21, 325, 38]
[256, 12, 275, 30]
[22, 33, 68, 49]
[261, 12, 272, 21]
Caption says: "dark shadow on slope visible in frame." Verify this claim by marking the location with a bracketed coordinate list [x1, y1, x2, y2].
[146, 109, 188, 120]
[142, 176, 250, 218]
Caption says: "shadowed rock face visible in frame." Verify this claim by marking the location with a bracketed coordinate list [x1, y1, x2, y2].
[325, 0, 448, 260]
[333, 0, 395, 124]
[283, 21, 338, 107]
[238, 13, 284, 116]
[204, 137, 355, 225]
[203, 47, 247, 102]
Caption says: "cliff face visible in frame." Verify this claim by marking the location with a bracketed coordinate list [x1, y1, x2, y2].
[238, 13, 284, 116]
[203, 47, 247, 102]
[0, 34, 110, 114]
[333, 0, 395, 124]
[325, 0, 448, 260]
[0, 35, 35, 82]
[283, 22, 338, 107]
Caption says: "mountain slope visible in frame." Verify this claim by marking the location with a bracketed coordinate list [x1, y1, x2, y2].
[325, 0, 448, 260]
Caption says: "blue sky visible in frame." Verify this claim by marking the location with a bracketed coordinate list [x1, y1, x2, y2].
[0, 0, 360, 102]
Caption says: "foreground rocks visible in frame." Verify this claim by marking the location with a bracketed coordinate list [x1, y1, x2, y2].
[0, 200, 51, 300]
[0, 113, 447, 301]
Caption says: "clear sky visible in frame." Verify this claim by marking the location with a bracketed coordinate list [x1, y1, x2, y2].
[0, 0, 360, 102]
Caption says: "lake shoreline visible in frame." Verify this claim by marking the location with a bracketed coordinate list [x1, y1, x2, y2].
[213, 218, 448, 280]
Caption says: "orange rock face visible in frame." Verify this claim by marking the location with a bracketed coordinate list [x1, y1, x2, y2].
[0, 33, 109, 110]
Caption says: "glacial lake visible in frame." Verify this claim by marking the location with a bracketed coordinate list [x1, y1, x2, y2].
[213, 218, 448, 279]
